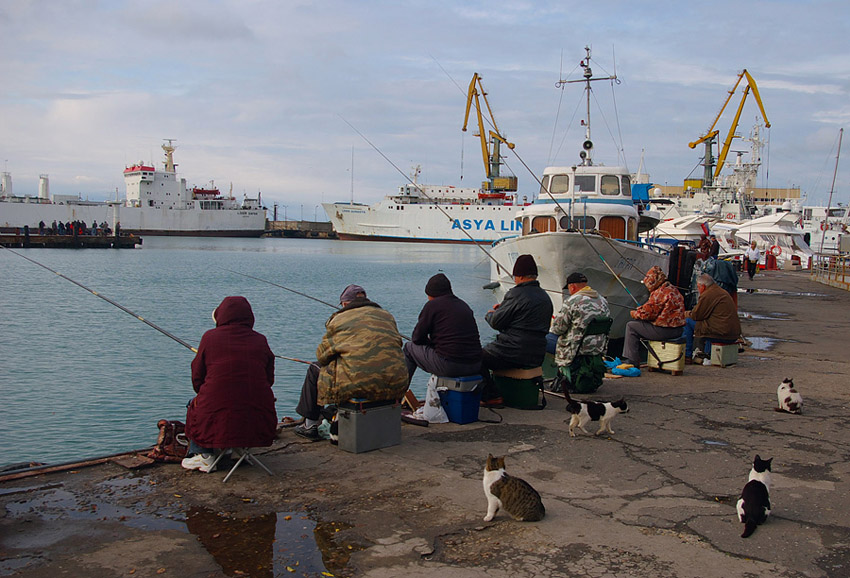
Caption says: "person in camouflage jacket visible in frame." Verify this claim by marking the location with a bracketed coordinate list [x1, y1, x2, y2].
[295, 284, 408, 439]
[550, 272, 610, 368]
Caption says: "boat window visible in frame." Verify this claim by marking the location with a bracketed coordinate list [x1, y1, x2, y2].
[522, 217, 531, 235]
[541, 174, 570, 195]
[531, 216, 557, 233]
[599, 216, 626, 239]
[559, 215, 571, 230]
[574, 176, 596, 193]
[573, 216, 596, 231]
[621, 175, 632, 196]
[627, 217, 637, 240]
[601, 175, 619, 195]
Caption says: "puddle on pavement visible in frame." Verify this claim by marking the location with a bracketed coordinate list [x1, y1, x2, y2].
[739, 311, 790, 321]
[747, 336, 796, 350]
[700, 440, 729, 446]
[186, 506, 358, 577]
[2, 475, 358, 577]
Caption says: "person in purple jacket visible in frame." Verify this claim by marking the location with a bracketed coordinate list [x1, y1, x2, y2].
[403, 273, 482, 382]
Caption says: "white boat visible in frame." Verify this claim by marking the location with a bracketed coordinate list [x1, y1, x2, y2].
[801, 205, 848, 254]
[323, 166, 526, 243]
[0, 141, 267, 237]
[733, 212, 814, 269]
[488, 48, 669, 339]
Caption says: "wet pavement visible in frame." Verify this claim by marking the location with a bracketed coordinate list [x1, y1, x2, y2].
[2, 269, 850, 577]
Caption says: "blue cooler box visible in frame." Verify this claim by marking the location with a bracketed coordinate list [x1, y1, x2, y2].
[438, 388, 482, 424]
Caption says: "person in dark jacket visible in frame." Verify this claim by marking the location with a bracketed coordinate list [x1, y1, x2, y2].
[403, 273, 482, 381]
[182, 296, 277, 472]
[480, 254, 554, 402]
[709, 234, 720, 259]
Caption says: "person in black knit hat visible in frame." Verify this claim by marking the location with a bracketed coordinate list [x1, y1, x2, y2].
[479, 255, 553, 405]
[403, 273, 482, 383]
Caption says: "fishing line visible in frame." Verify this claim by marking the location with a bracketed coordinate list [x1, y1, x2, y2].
[2, 246, 311, 364]
[222, 266, 413, 341]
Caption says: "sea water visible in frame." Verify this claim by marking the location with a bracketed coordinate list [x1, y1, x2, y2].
[0, 237, 501, 467]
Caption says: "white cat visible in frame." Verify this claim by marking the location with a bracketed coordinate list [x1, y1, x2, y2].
[736, 454, 772, 538]
[564, 391, 629, 437]
[775, 378, 802, 414]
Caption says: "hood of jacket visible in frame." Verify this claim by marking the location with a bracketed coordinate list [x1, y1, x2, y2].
[213, 296, 255, 328]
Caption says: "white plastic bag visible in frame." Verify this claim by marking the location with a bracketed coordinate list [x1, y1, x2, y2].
[412, 374, 449, 423]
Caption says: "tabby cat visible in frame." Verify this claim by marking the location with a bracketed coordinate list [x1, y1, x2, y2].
[482, 454, 545, 522]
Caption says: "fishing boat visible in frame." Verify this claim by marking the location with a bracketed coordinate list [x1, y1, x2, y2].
[0, 141, 267, 237]
[488, 48, 669, 339]
[322, 166, 527, 243]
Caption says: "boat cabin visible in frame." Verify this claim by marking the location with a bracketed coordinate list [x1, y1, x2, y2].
[517, 165, 639, 241]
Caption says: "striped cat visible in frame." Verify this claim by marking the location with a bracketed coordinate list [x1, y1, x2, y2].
[482, 454, 545, 522]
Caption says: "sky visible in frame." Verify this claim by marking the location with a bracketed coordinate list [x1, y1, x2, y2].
[2, 0, 849, 218]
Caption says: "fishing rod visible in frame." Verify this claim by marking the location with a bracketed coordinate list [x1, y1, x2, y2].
[2, 246, 311, 365]
[222, 267, 414, 341]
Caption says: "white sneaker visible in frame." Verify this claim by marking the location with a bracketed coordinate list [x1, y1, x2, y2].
[181, 453, 216, 472]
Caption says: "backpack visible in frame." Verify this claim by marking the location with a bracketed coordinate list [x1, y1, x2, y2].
[146, 420, 189, 463]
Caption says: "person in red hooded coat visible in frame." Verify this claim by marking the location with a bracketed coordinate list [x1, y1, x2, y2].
[182, 296, 276, 472]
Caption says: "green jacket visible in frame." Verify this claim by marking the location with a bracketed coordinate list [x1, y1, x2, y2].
[316, 298, 408, 405]
[550, 286, 610, 367]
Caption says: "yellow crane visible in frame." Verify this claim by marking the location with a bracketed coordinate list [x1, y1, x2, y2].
[462, 73, 518, 194]
[689, 69, 770, 187]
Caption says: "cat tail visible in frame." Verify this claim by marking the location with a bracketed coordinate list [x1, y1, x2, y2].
[741, 518, 758, 538]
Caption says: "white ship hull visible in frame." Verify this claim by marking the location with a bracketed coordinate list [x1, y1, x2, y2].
[323, 200, 522, 243]
[0, 200, 265, 237]
[490, 232, 665, 339]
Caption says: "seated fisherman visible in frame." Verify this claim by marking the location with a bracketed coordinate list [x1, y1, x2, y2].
[294, 284, 408, 440]
[182, 296, 277, 472]
[480, 254, 554, 404]
[403, 273, 482, 382]
[683, 274, 741, 363]
[623, 265, 686, 367]
[550, 272, 610, 393]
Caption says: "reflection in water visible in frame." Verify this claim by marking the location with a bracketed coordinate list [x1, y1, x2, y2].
[185, 507, 356, 577]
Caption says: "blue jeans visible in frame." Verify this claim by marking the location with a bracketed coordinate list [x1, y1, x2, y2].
[684, 318, 735, 358]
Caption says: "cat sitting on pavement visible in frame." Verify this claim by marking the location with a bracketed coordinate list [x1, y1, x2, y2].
[564, 391, 629, 437]
[482, 454, 545, 522]
[775, 378, 803, 414]
[736, 454, 773, 538]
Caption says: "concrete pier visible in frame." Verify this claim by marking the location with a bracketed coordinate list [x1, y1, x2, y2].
[1, 269, 849, 577]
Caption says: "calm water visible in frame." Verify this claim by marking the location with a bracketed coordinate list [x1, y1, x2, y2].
[0, 237, 499, 467]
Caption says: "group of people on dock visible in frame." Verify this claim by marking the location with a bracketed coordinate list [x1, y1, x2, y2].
[179, 251, 744, 471]
[33, 220, 115, 237]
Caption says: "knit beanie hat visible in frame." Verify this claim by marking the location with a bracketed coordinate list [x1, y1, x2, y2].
[425, 273, 452, 297]
[512, 254, 538, 277]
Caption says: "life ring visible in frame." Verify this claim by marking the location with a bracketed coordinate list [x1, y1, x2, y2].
[770, 245, 782, 257]
[725, 212, 735, 219]
[820, 222, 828, 231]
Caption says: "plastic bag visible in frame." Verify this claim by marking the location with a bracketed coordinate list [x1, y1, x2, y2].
[412, 375, 449, 423]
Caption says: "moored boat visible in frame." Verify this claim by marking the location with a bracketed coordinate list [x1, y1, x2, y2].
[0, 141, 267, 237]
[488, 48, 670, 339]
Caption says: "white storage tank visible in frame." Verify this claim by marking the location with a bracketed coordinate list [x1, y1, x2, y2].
[38, 174, 50, 200]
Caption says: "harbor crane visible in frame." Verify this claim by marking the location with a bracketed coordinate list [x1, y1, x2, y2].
[462, 73, 518, 195]
[689, 69, 770, 187]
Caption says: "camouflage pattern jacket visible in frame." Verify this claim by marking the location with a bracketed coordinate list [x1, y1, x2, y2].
[316, 297, 408, 405]
[550, 286, 610, 367]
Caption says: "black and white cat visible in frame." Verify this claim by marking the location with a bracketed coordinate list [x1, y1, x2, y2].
[775, 378, 803, 414]
[736, 454, 773, 538]
[564, 391, 629, 437]
[482, 454, 545, 522]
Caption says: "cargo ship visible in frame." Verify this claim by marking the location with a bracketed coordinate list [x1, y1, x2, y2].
[0, 141, 266, 237]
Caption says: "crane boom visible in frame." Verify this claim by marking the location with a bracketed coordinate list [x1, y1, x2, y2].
[688, 69, 770, 186]
[462, 73, 517, 193]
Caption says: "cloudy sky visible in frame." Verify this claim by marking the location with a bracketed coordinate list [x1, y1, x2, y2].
[2, 0, 848, 216]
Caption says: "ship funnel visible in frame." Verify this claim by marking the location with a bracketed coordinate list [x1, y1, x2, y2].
[1, 172, 11, 197]
[39, 174, 50, 200]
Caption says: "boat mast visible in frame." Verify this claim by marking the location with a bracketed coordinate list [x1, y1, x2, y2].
[820, 127, 843, 254]
[556, 46, 617, 166]
[162, 139, 177, 173]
